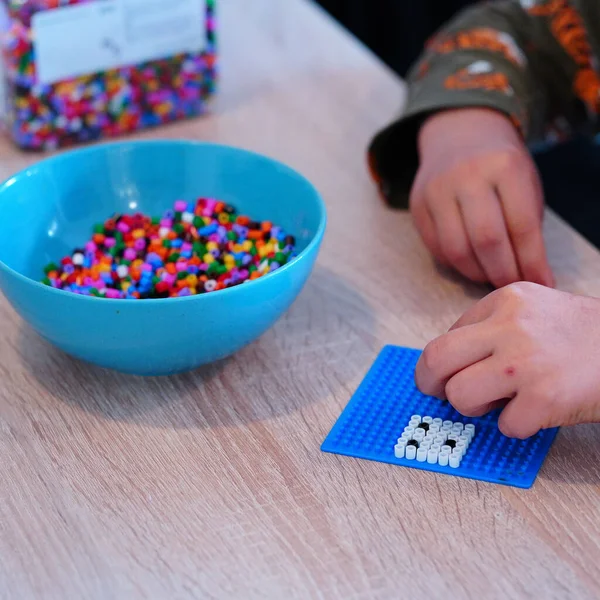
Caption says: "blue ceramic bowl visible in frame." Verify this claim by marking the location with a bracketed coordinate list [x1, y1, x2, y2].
[0, 141, 326, 375]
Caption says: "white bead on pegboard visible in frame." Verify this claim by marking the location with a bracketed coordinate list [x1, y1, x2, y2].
[406, 445, 417, 460]
[438, 452, 449, 467]
[449, 454, 461, 468]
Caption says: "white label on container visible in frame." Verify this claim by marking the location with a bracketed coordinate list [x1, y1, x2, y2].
[32, 0, 206, 85]
[0, 1, 10, 122]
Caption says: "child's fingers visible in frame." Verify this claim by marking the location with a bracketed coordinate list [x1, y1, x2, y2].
[444, 356, 517, 417]
[448, 287, 501, 331]
[458, 185, 521, 288]
[428, 195, 487, 283]
[415, 322, 495, 398]
[497, 393, 543, 439]
[411, 199, 446, 265]
[496, 165, 555, 288]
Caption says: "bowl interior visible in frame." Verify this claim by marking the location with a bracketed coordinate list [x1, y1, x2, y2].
[0, 141, 325, 281]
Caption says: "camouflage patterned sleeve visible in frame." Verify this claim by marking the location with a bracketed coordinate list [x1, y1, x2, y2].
[368, 0, 598, 209]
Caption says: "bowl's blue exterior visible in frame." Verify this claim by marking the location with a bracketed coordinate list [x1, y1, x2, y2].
[0, 141, 326, 375]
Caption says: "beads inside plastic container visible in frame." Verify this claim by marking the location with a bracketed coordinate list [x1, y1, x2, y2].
[0, 0, 216, 149]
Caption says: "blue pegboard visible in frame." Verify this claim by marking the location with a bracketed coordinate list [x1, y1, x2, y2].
[322, 345, 559, 488]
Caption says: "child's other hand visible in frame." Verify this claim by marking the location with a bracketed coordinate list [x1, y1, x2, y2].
[415, 283, 600, 438]
[411, 108, 554, 289]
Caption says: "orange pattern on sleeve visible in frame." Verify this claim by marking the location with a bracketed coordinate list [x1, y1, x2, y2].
[442, 60, 526, 135]
[427, 28, 526, 67]
[525, 0, 600, 113]
[445, 68, 513, 94]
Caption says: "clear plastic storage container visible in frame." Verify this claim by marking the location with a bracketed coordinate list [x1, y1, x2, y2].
[0, 0, 216, 149]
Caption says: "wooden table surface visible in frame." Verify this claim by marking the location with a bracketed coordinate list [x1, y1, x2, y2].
[3, 1, 600, 598]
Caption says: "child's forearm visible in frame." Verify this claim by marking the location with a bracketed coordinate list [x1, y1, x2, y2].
[369, 0, 591, 208]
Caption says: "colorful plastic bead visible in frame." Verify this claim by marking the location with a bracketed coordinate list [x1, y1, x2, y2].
[42, 197, 297, 299]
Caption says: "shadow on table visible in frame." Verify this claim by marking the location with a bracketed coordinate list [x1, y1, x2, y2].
[539, 426, 600, 485]
[430, 233, 581, 301]
[18, 264, 375, 429]
[433, 262, 493, 301]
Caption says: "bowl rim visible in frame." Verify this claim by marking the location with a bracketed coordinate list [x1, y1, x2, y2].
[0, 139, 327, 304]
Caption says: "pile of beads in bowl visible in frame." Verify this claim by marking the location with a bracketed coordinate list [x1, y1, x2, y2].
[42, 198, 297, 299]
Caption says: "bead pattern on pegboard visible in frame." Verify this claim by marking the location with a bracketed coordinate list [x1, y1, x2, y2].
[321, 345, 559, 488]
[394, 416, 475, 468]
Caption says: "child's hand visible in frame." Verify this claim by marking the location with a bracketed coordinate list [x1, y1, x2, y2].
[411, 108, 554, 289]
[415, 282, 600, 438]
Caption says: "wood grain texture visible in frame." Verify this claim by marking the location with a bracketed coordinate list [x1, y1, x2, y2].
[2, 0, 600, 598]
